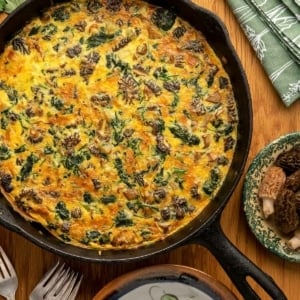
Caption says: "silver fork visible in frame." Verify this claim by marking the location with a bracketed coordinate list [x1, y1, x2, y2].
[29, 261, 83, 300]
[0, 246, 18, 300]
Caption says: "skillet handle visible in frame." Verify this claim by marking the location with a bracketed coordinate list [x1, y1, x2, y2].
[192, 215, 287, 300]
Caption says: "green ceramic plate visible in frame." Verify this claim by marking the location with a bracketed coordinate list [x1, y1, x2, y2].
[243, 132, 300, 262]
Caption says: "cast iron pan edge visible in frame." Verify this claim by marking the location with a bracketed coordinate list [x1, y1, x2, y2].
[0, 1, 286, 299]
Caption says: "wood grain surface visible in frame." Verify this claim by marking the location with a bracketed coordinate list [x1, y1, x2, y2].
[1, 1, 300, 299]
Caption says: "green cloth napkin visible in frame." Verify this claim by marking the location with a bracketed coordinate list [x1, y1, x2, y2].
[282, 0, 300, 20]
[226, 0, 300, 106]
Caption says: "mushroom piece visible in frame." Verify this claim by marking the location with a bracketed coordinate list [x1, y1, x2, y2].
[258, 166, 286, 219]
[295, 190, 300, 215]
[275, 146, 300, 173]
[274, 188, 299, 234]
[287, 228, 300, 250]
[123, 189, 138, 200]
[284, 169, 300, 192]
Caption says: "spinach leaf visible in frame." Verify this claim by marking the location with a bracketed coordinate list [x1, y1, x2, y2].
[81, 230, 111, 245]
[44, 146, 54, 155]
[19, 153, 39, 181]
[101, 195, 116, 204]
[0, 81, 19, 105]
[87, 28, 120, 49]
[28, 26, 41, 36]
[111, 112, 125, 145]
[127, 138, 142, 156]
[114, 158, 134, 188]
[127, 200, 159, 213]
[83, 192, 94, 204]
[114, 210, 133, 227]
[50, 97, 64, 110]
[169, 122, 200, 146]
[202, 167, 221, 195]
[106, 53, 130, 75]
[41, 23, 58, 38]
[51, 6, 70, 22]
[153, 168, 169, 186]
[0, 144, 11, 160]
[172, 168, 186, 189]
[55, 201, 70, 220]
[15, 145, 26, 153]
[62, 149, 91, 175]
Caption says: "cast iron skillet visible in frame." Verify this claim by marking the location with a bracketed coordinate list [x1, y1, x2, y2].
[0, 1, 286, 299]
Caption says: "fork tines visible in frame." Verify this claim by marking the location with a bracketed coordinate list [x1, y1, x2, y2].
[30, 261, 83, 300]
[0, 246, 17, 279]
[0, 246, 18, 300]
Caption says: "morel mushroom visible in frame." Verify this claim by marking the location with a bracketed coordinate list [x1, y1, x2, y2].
[258, 166, 286, 219]
[284, 169, 300, 192]
[287, 228, 300, 250]
[275, 147, 300, 173]
[274, 188, 299, 234]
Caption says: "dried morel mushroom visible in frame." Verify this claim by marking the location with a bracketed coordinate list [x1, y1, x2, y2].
[172, 26, 186, 39]
[275, 146, 300, 173]
[284, 169, 300, 192]
[87, 0, 102, 13]
[12, 37, 30, 55]
[295, 191, 300, 216]
[106, 0, 122, 12]
[274, 188, 299, 234]
[118, 74, 139, 104]
[258, 166, 286, 219]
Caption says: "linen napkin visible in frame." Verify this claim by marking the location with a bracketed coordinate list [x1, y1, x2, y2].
[226, 0, 300, 106]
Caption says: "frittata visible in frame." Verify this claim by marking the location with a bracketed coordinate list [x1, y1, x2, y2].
[0, 0, 238, 250]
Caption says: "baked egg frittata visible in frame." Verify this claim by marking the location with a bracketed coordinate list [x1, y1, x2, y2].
[0, 0, 238, 250]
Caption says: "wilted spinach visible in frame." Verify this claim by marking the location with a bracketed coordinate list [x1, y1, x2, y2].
[169, 122, 200, 146]
[202, 167, 221, 195]
[101, 195, 117, 204]
[114, 157, 134, 188]
[111, 112, 125, 145]
[86, 28, 120, 49]
[55, 201, 70, 220]
[0, 144, 11, 160]
[19, 153, 39, 181]
[114, 210, 133, 227]
[51, 6, 70, 22]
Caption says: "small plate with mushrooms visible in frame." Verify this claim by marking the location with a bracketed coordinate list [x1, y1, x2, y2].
[243, 132, 300, 262]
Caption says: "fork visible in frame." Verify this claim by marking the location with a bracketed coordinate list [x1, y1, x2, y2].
[29, 261, 83, 300]
[0, 246, 18, 300]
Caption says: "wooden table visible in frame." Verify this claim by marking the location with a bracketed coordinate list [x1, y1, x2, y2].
[1, 1, 300, 299]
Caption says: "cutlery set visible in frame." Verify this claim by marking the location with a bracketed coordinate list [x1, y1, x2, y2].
[0, 247, 82, 300]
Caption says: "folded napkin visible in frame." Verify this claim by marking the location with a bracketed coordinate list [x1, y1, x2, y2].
[226, 0, 300, 106]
